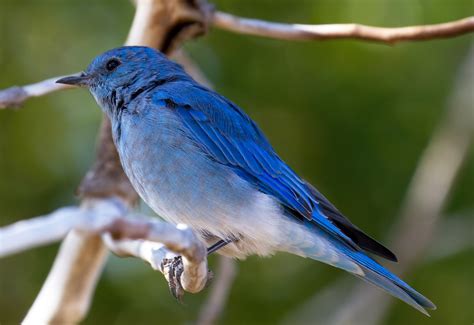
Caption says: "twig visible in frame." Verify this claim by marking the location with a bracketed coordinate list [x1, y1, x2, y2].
[106, 221, 208, 293]
[2, 13, 473, 111]
[0, 197, 208, 294]
[103, 231, 209, 294]
[102, 234, 170, 270]
[0, 76, 72, 109]
[0, 199, 125, 257]
[212, 11, 474, 44]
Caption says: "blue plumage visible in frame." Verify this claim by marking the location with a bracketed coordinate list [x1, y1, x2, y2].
[56, 46, 435, 314]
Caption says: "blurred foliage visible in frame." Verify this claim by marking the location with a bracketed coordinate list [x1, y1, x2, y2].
[0, 0, 473, 324]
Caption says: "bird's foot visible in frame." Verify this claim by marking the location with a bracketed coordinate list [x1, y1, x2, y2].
[161, 255, 214, 302]
[161, 256, 185, 302]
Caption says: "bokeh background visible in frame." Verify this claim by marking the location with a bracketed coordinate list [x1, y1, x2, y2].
[0, 0, 473, 324]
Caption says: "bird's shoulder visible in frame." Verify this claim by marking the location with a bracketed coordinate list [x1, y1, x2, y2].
[150, 80, 315, 216]
[151, 81, 271, 147]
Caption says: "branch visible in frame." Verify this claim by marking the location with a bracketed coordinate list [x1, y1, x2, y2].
[2, 13, 473, 111]
[0, 199, 124, 257]
[0, 198, 208, 294]
[104, 221, 208, 294]
[103, 233, 208, 296]
[23, 231, 108, 324]
[0, 76, 72, 109]
[212, 11, 474, 44]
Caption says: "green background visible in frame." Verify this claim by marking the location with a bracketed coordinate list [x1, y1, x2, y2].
[0, 0, 472, 324]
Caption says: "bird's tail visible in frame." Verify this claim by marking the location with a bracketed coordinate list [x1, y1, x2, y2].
[295, 227, 436, 315]
[346, 249, 436, 315]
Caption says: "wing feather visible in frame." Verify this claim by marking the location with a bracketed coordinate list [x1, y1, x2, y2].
[156, 83, 397, 261]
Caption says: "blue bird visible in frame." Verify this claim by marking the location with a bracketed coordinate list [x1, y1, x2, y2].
[57, 46, 435, 314]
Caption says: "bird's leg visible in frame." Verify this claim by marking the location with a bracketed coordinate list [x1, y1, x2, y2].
[161, 256, 185, 302]
[207, 238, 234, 255]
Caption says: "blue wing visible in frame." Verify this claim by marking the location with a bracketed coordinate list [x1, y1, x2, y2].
[155, 81, 396, 261]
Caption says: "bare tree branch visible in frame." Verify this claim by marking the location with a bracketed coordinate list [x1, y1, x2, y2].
[212, 12, 474, 44]
[102, 234, 169, 271]
[23, 231, 109, 325]
[0, 76, 72, 109]
[0, 197, 208, 294]
[0, 199, 124, 257]
[103, 231, 209, 296]
[1, 12, 472, 111]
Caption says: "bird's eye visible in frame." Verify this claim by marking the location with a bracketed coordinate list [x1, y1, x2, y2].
[106, 58, 121, 71]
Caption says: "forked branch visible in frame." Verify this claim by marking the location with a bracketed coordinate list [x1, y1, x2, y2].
[1, 10, 473, 111]
[0, 198, 208, 295]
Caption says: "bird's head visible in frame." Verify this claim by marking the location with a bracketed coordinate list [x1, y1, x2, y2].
[57, 46, 187, 114]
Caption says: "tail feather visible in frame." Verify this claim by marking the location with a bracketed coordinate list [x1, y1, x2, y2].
[354, 265, 435, 315]
[346, 250, 436, 315]
[295, 224, 436, 314]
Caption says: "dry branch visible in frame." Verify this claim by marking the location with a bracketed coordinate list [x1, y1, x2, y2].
[0, 77, 71, 109]
[2, 11, 473, 111]
[0, 199, 125, 257]
[0, 197, 208, 294]
[23, 231, 109, 325]
[213, 12, 474, 44]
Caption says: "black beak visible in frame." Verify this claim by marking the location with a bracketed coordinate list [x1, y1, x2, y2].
[56, 72, 91, 87]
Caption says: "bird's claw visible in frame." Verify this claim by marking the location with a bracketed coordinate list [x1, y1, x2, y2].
[161, 256, 185, 302]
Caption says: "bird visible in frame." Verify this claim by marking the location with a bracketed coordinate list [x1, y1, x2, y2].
[57, 46, 435, 314]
